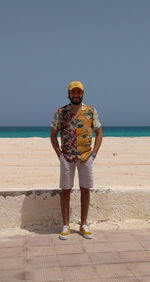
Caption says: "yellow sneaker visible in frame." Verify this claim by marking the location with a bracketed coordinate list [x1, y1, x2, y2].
[80, 225, 93, 239]
[59, 225, 70, 240]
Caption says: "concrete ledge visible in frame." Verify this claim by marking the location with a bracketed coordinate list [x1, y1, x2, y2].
[0, 188, 150, 231]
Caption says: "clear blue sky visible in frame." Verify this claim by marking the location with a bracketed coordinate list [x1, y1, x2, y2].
[0, 0, 150, 126]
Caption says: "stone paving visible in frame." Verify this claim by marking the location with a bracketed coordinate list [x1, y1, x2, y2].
[0, 228, 150, 281]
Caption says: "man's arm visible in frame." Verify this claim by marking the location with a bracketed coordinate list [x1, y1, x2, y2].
[92, 127, 103, 155]
[50, 128, 61, 159]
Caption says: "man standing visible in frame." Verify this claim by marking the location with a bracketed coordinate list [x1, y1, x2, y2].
[51, 81, 102, 239]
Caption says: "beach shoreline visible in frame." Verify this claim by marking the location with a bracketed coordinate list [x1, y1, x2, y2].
[0, 137, 150, 190]
[0, 137, 150, 234]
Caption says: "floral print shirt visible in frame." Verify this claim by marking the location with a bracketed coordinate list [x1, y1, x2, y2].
[51, 103, 101, 162]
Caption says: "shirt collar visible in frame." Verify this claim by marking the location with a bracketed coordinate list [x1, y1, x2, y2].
[81, 103, 85, 110]
[68, 103, 85, 111]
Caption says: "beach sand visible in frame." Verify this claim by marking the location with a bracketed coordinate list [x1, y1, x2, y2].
[0, 137, 150, 190]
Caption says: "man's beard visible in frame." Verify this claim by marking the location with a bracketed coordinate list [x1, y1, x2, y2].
[69, 95, 83, 105]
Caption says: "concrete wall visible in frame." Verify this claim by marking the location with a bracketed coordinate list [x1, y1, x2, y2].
[0, 188, 150, 232]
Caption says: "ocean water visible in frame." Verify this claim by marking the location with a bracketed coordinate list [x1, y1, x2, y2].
[0, 126, 150, 138]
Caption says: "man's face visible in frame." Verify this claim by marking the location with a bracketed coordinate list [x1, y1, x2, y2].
[69, 87, 83, 105]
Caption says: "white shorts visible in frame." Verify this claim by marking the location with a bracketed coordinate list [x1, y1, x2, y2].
[59, 154, 94, 189]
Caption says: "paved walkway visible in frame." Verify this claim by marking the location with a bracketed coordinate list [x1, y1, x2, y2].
[0, 228, 150, 281]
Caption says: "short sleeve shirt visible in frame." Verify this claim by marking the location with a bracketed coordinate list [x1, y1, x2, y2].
[51, 103, 101, 162]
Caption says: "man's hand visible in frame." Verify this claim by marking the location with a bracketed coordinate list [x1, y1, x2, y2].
[50, 128, 61, 159]
[91, 152, 97, 158]
[93, 127, 103, 155]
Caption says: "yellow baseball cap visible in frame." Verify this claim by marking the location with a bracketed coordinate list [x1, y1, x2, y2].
[68, 81, 84, 91]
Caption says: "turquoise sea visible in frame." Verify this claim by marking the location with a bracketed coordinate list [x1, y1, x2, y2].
[0, 126, 150, 138]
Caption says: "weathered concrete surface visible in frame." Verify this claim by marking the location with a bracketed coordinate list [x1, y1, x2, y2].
[0, 188, 150, 232]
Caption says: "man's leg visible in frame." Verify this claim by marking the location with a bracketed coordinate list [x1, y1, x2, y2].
[80, 187, 90, 226]
[77, 156, 94, 238]
[60, 189, 71, 226]
[59, 188, 71, 239]
[59, 155, 76, 239]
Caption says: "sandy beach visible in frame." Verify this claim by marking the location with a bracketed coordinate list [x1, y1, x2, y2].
[0, 137, 150, 190]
